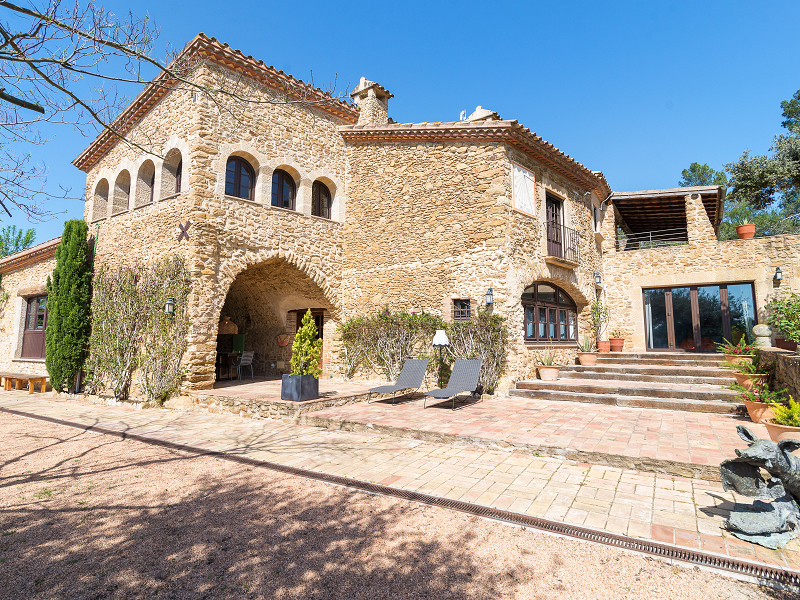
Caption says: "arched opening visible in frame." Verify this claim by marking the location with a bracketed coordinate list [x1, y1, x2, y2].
[135, 160, 156, 207]
[522, 282, 578, 342]
[161, 148, 183, 197]
[92, 179, 109, 221]
[214, 258, 334, 385]
[225, 156, 256, 200]
[112, 170, 131, 214]
[271, 168, 296, 210]
[312, 179, 332, 219]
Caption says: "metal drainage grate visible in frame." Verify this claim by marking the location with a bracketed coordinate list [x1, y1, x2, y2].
[2, 405, 799, 589]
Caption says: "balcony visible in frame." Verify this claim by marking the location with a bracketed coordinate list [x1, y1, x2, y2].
[616, 227, 689, 251]
[545, 221, 580, 267]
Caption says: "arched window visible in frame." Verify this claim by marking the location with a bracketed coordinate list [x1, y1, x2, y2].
[161, 148, 183, 197]
[136, 160, 155, 207]
[225, 157, 255, 200]
[311, 180, 331, 219]
[522, 283, 577, 342]
[271, 169, 296, 210]
[92, 179, 109, 221]
[112, 170, 131, 214]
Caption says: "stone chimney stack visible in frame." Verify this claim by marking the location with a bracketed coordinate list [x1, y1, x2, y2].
[350, 77, 393, 126]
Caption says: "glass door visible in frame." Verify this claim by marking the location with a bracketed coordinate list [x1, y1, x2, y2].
[643, 283, 756, 351]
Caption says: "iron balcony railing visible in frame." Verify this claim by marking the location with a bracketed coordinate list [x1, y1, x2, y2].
[616, 227, 689, 251]
[546, 221, 580, 263]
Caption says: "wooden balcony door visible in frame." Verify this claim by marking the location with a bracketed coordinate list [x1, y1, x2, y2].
[546, 194, 563, 258]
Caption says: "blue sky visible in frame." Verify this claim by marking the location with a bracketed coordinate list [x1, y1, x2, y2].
[6, 0, 800, 242]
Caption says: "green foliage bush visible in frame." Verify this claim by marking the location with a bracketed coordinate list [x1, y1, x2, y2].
[772, 396, 800, 427]
[290, 309, 323, 378]
[339, 307, 508, 393]
[45, 220, 91, 392]
[767, 293, 800, 345]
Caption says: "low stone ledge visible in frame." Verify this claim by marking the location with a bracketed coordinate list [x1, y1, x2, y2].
[188, 390, 372, 422]
[759, 347, 800, 400]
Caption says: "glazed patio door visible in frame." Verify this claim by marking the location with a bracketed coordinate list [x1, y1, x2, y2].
[643, 283, 756, 351]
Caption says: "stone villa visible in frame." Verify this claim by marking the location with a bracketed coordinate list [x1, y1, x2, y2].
[1, 33, 798, 394]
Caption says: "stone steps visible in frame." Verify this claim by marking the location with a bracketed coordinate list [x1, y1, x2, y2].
[513, 352, 740, 414]
[508, 388, 743, 414]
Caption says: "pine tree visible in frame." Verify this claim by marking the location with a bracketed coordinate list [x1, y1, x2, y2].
[46, 220, 91, 391]
[290, 309, 322, 378]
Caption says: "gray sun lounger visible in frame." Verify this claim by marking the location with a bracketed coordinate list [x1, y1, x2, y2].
[424, 359, 482, 409]
[368, 358, 429, 404]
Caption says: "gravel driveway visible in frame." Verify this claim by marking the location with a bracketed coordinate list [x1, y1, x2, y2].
[0, 412, 792, 599]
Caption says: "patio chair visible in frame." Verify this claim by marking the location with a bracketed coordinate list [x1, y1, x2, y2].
[232, 351, 255, 381]
[368, 358, 430, 404]
[424, 359, 482, 409]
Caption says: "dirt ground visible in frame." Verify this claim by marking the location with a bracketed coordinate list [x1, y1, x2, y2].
[0, 411, 794, 600]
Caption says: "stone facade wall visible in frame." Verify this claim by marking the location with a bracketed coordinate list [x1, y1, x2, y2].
[603, 192, 800, 351]
[0, 255, 56, 377]
[341, 140, 600, 386]
[758, 348, 800, 401]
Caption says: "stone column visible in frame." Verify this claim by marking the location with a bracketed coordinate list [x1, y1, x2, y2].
[685, 193, 717, 243]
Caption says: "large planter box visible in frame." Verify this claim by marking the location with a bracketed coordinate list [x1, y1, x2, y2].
[281, 374, 319, 402]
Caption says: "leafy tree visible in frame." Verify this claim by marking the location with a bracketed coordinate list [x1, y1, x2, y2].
[725, 89, 800, 236]
[290, 310, 323, 378]
[0, 224, 35, 258]
[678, 162, 728, 187]
[45, 220, 90, 391]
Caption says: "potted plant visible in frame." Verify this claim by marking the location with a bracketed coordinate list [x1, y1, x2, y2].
[767, 293, 800, 353]
[537, 347, 561, 381]
[716, 337, 756, 366]
[591, 300, 610, 353]
[735, 382, 785, 424]
[735, 220, 756, 240]
[280, 309, 323, 401]
[609, 329, 625, 352]
[765, 396, 800, 442]
[576, 337, 599, 366]
[729, 359, 771, 391]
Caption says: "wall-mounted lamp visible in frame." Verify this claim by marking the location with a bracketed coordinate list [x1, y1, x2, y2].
[594, 272, 602, 286]
[485, 287, 494, 305]
[164, 297, 176, 317]
[775, 266, 783, 281]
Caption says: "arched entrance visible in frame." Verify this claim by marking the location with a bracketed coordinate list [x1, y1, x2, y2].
[213, 257, 335, 382]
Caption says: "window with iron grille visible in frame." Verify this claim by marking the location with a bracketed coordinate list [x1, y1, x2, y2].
[452, 299, 471, 321]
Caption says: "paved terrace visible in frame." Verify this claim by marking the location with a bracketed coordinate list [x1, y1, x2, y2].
[0, 392, 798, 572]
[307, 395, 764, 480]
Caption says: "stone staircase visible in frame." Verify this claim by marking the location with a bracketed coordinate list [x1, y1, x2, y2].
[510, 352, 743, 414]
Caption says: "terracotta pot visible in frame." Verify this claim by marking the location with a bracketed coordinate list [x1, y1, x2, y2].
[736, 224, 756, 239]
[733, 372, 769, 391]
[537, 365, 560, 381]
[743, 400, 775, 424]
[764, 420, 800, 443]
[598, 341, 611, 353]
[577, 352, 599, 366]
[776, 338, 798, 352]
[609, 338, 625, 352]
[724, 354, 753, 366]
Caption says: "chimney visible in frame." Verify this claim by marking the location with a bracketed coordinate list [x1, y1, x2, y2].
[350, 77, 393, 126]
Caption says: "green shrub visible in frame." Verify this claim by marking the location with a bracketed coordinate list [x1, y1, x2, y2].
[767, 293, 800, 345]
[772, 396, 800, 427]
[291, 309, 323, 378]
[446, 308, 508, 393]
[45, 220, 91, 392]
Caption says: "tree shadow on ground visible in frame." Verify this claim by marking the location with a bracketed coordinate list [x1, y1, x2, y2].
[0, 428, 509, 599]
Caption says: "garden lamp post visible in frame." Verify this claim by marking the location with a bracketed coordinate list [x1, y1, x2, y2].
[432, 329, 450, 388]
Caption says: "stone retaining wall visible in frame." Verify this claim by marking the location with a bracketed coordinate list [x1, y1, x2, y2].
[759, 348, 800, 400]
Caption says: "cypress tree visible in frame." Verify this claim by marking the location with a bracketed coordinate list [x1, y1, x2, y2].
[46, 220, 91, 391]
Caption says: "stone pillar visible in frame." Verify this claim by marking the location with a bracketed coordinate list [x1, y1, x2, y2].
[685, 193, 717, 243]
[753, 324, 772, 348]
[350, 77, 393, 126]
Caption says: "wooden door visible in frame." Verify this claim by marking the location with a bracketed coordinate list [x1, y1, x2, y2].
[546, 194, 563, 258]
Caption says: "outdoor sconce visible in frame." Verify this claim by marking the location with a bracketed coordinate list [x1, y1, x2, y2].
[485, 287, 494, 306]
[775, 267, 783, 281]
[164, 297, 176, 317]
[432, 329, 450, 388]
[594, 272, 602, 286]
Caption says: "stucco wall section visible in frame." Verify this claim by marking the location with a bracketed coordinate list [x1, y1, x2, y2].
[0, 256, 56, 377]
